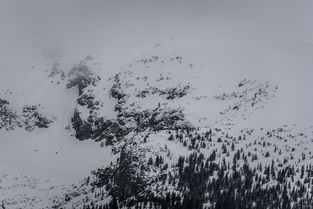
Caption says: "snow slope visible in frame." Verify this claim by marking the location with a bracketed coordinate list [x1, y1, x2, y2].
[1, 0, 313, 208]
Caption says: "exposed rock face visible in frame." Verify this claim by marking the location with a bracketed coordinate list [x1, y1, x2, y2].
[66, 62, 100, 96]
[214, 79, 278, 125]
[0, 98, 53, 131]
[0, 98, 20, 130]
[70, 70, 192, 146]
[67, 63, 122, 142]
[117, 107, 189, 133]
[71, 108, 92, 140]
[22, 106, 53, 131]
[136, 85, 190, 100]
[71, 108, 127, 142]
[77, 94, 96, 108]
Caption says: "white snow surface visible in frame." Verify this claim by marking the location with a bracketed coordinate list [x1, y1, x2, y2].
[1, 0, 313, 208]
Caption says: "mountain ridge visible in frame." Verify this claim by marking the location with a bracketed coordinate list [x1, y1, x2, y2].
[1, 42, 313, 208]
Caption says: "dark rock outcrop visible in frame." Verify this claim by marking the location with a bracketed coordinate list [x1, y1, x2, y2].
[0, 98, 20, 130]
[66, 62, 100, 96]
[0, 98, 53, 131]
[22, 106, 53, 131]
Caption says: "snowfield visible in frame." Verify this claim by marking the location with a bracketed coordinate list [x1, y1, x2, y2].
[1, 0, 313, 208]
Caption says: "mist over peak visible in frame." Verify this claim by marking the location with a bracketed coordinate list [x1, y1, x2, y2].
[1, 1, 313, 208]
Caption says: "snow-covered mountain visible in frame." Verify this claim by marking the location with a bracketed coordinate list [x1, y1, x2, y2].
[1, 1, 313, 209]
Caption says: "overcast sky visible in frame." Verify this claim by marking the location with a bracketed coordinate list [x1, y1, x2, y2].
[1, 0, 313, 79]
